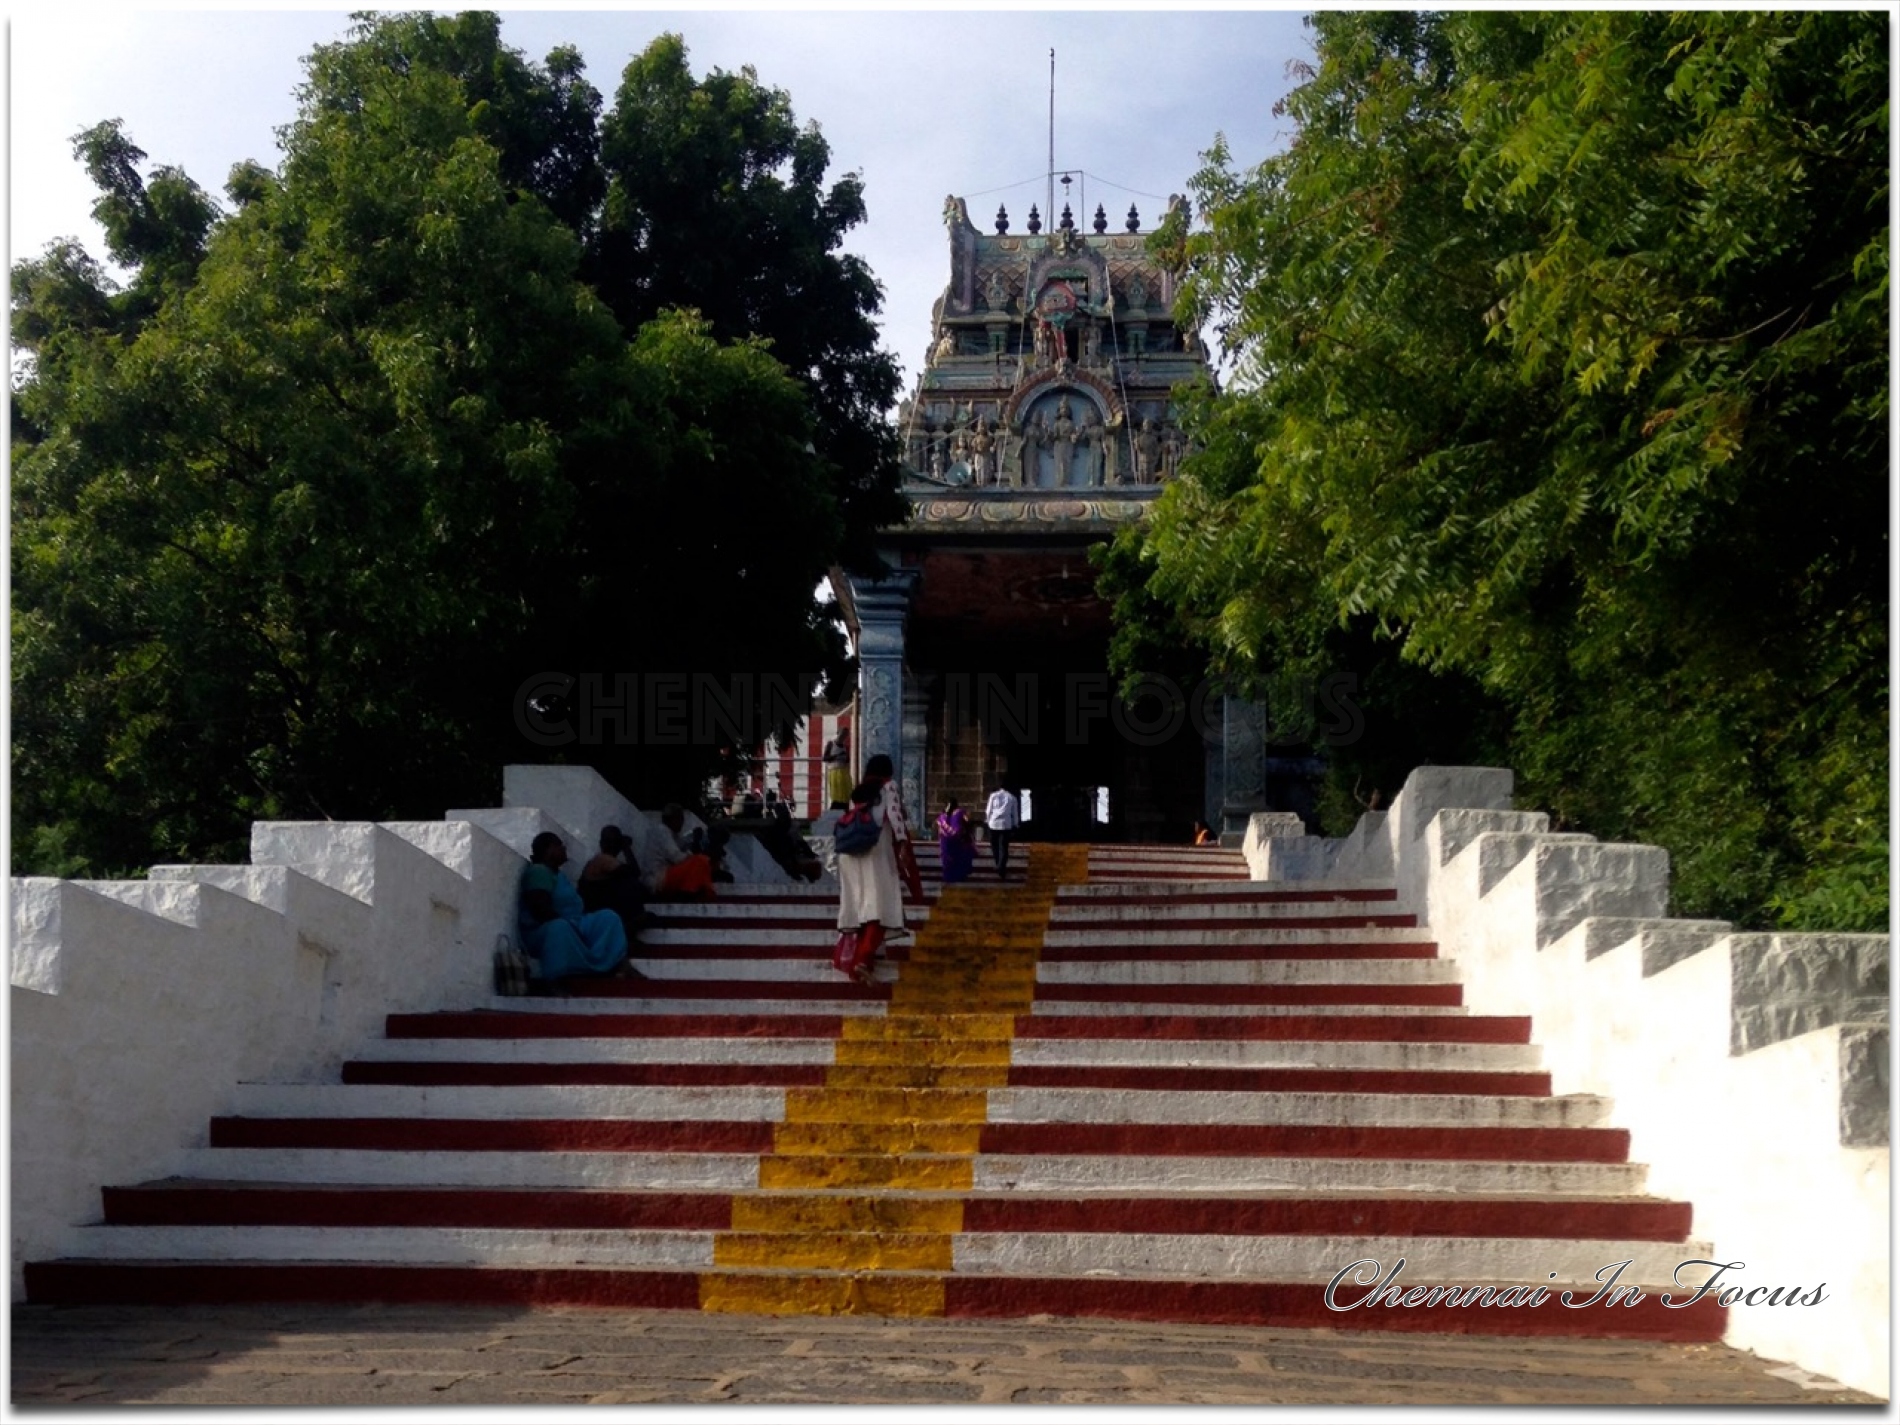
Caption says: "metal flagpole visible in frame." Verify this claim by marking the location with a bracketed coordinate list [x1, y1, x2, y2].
[1047, 49, 1055, 242]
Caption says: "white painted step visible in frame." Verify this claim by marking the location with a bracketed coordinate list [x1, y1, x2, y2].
[60, 1226, 1711, 1287]
[469, 995, 891, 1016]
[168, 1147, 1641, 1197]
[1008, 1039, 1541, 1071]
[226, 1084, 787, 1120]
[1059, 880, 1398, 901]
[984, 1088, 1611, 1129]
[174, 1148, 762, 1190]
[1050, 902, 1412, 924]
[949, 1232, 1713, 1285]
[353, 1038, 840, 1066]
[1027, 1002, 1469, 1018]
[348, 1036, 1540, 1072]
[224, 1083, 1604, 1130]
[1042, 927, 1434, 947]
[974, 1155, 1646, 1196]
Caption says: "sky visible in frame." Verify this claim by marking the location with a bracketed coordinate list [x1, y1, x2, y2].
[9, 7, 1314, 399]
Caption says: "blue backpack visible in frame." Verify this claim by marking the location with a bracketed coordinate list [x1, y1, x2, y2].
[833, 798, 882, 856]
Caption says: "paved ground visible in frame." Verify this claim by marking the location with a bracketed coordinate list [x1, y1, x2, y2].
[9, 1304, 1880, 1407]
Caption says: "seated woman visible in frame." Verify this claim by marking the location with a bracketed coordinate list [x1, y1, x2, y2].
[644, 804, 717, 900]
[578, 824, 652, 947]
[518, 832, 629, 981]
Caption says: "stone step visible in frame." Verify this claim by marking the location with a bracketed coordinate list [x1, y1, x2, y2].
[161, 1147, 1648, 1196]
[1033, 960, 1461, 985]
[220, 1082, 1608, 1129]
[18, 1262, 1726, 1340]
[350, 1033, 1543, 1071]
[384, 1009, 1530, 1041]
[99, 1183, 1695, 1241]
[205, 1117, 1629, 1162]
[44, 1225, 1709, 1285]
[1056, 881, 1398, 902]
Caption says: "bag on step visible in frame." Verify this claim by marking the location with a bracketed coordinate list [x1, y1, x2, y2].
[493, 932, 531, 997]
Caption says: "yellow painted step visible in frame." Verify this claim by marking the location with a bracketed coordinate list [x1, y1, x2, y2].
[783, 1087, 989, 1123]
[759, 1154, 975, 1191]
[772, 1122, 982, 1155]
[831, 1039, 1012, 1068]
[840, 1014, 1016, 1041]
[699, 1270, 945, 1317]
[823, 1064, 1009, 1090]
[714, 1231, 953, 1272]
[728, 1194, 964, 1234]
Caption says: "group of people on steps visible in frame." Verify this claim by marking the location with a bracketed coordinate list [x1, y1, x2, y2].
[831, 753, 1022, 985]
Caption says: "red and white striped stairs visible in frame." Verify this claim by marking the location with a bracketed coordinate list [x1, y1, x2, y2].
[24, 842, 1725, 1340]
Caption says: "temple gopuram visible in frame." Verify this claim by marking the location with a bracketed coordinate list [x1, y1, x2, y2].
[833, 189, 1276, 843]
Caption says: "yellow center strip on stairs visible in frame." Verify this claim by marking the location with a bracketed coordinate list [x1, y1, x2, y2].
[699, 843, 1090, 1316]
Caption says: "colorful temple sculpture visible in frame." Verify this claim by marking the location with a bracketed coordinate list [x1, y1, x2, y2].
[833, 190, 1280, 842]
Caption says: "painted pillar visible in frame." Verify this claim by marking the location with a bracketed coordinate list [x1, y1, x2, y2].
[1218, 694, 1268, 841]
[849, 569, 920, 805]
[902, 675, 932, 827]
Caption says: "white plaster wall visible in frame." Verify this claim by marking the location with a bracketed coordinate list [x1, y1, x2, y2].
[10, 817, 527, 1296]
[1249, 765, 1890, 1396]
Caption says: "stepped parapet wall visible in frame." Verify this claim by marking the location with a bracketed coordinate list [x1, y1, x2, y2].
[1249, 766, 1890, 1397]
[8, 765, 792, 1296]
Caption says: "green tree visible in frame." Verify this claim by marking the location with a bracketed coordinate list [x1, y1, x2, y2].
[1108, 11, 1887, 928]
[12, 12, 891, 875]
[590, 34, 906, 567]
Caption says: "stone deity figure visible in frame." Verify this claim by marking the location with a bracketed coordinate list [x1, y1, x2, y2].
[1019, 411, 1049, 488]
[1102, 412, 1125, 486]
[1126, 274, 1149, 312]
[985, 270, 1009, 313]
[1083, 322, 1103, 366]
[1134, 418, 1162, 483]
[933, 327, 956, 363]
[1051, 398, 1077, 486]
[928, 438, 947, 482]
[969, 414, 994, 486]
[1161, 424, 1186, 482]
[1075, 408, 1101, 486]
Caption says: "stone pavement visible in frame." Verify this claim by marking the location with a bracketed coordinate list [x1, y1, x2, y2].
[9, 1304, 1880, 1407]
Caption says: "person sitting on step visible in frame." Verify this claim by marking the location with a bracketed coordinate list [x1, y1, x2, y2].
[578, 825, 654, 952]
[518, 832, 634, 984]
[644, 804, 717, 900]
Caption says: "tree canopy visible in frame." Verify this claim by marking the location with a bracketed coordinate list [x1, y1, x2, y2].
[12, 12, 902, 875]
[1102, 11, 1888, 929]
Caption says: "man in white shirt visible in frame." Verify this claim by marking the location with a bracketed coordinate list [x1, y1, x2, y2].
[984, 782, 1021, 880]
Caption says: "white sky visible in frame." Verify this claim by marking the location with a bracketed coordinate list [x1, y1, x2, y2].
[9, 7, 1313, 398]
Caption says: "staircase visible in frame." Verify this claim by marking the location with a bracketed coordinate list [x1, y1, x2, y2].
[24, 843, 1725, 1341]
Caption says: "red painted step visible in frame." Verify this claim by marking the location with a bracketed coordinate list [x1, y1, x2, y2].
[944, 1276, 1726, 1341]
[19, 1262, 1727, 1342]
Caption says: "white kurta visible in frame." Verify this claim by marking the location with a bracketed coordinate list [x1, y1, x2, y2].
[837, 783, 907, 930]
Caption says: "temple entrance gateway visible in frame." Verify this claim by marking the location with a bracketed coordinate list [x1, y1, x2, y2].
[834, 193, 1274, 842]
